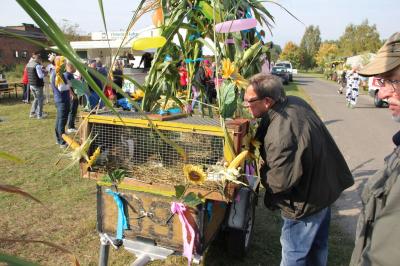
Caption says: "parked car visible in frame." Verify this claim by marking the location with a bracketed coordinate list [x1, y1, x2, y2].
[275, 61, 293, 81]
[271, 66, 289, 85]
[368, 77, 387, 107]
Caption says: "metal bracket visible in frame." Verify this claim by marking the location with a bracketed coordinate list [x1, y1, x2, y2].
[99, 233, 119, 249]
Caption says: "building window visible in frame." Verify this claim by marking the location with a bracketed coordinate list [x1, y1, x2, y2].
[0, 50, 3, 59]
[22, 51, 28, 58]
[14, 50, 19, 58]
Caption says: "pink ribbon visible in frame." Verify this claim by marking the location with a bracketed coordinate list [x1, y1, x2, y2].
[171, 202, 195, 265]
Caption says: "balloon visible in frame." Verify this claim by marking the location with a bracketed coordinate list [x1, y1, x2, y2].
[198, 1, 221, 22]
[131, 36, 167, 50]
[152, 8, 163, 27]
[184, 58, 204, 64]
[215, 18, 257, 33]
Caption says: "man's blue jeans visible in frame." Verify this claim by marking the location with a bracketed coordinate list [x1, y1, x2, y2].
[55, 101, 70, 145]
[280, 207, 331, 266]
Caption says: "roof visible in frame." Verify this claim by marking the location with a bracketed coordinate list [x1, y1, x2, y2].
[0, 25, 47, 40]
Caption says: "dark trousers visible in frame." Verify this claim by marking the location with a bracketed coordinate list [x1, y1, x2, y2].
[23, 84, 30, 101]
[68, 97, 79, 129]
[55, 102, 70, 145]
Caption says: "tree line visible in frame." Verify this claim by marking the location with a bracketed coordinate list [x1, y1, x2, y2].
[278, 19, 382, 70]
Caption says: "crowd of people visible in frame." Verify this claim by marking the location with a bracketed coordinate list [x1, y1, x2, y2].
[20, 51, 126, 148]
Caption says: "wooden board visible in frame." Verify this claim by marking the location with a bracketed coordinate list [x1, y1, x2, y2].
[98, 185, 227, 253]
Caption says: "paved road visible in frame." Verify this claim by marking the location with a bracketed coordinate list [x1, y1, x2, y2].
[294, 74, 399, 239]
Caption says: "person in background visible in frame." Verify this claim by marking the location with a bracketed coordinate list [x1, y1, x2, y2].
[96, 60, 108, 76]
[191, 60, 207, 113]
[139, 52, 153, 70]
[244, 73, 354, 266]
[178, 61, 188, 89]
[112, 61, 124, 100]
[65, 61, 78, 133]
[51, 56, 69, 148]
[337, 68, 346, 94]
[84, 59, 104, 110]
[46, 53, 56, 74]
[346, 67, 361, 108]
[27, 52, 47, 119]
[350, 32, 400, 266]
[21, 64, 29, 103]
[203, 60, 216, 103]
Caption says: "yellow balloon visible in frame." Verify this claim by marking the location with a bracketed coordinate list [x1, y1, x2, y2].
[131, 36, 167, 51]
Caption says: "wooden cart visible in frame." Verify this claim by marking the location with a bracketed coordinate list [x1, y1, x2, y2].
[79, 111, 260, 265]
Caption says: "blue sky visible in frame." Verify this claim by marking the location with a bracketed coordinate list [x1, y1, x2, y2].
[3, 0, 398, 47]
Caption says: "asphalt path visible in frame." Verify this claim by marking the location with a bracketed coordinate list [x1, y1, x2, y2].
[294, 74, 399, 240]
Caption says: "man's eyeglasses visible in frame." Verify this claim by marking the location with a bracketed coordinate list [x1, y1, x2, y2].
[242, 97, 264, 107]
[375, 78, 400, 93]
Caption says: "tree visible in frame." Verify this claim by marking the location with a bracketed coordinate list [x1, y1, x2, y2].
[269, 43, 282, 63]
[59, 19, 90, 41]
[315, 42, 339, 68]
[279, 41, 301, 69]
[299, 25, 321, 69]
[338, 20, 382, 56]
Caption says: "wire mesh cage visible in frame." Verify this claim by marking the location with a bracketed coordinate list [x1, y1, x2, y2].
[81, 111, 245, 187]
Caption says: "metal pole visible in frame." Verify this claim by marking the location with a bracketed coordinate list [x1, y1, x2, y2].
[130, 254, 151, 266]
[99, 234, 110, 266]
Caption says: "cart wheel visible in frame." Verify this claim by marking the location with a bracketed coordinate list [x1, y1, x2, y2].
[226, 193, 256, 257]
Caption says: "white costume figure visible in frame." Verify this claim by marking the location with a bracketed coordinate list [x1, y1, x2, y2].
[346, 69, 360, 108]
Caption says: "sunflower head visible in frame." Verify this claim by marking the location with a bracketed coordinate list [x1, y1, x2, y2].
[183, 164, 206, 185]
[221, 58, 237, 79]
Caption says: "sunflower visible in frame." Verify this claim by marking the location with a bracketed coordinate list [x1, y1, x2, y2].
[232, 73, 249, 90]
[221, 58, 237, 79]
[183, 164, 206, 185]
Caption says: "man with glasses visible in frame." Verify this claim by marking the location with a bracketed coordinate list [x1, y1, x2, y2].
[244, 73, 354, 265]
[351, 32, 400, 266]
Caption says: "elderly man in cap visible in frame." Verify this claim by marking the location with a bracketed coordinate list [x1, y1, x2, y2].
[351, 32, 400, 266]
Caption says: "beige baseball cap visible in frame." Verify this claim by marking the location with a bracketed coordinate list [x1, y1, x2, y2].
[359, 32, 400, 77]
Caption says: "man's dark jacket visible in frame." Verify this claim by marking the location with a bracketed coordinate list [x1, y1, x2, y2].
[256, 96, 354, 219]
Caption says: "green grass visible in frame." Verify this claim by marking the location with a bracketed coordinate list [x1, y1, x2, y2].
[0, 88, 354, 265]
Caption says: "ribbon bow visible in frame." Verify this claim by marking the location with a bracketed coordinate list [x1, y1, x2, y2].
[171, 202, 195, 266]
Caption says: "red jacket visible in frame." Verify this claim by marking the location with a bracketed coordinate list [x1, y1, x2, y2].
[22, 66, 29, 85]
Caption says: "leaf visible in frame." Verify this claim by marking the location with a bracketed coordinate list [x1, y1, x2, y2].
[220, 100, 237, 119]
[0, 151, 23, 163]
[182, 192, 203, 208]
[0, 252, 38, 266]
[174, 185, 185, 199]
[219, 82, 237, 118]
[219, 82, 236, 105]
[196, 37, 216, 55]
[0, 184, 42, 205]
[70, 79, 88, 97]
